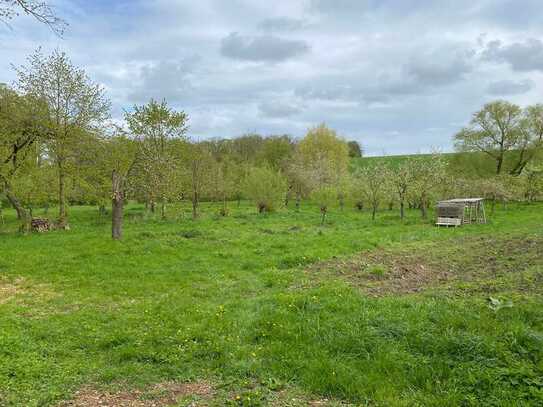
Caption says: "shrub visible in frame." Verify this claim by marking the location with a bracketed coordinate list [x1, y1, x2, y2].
[243, 166, 287, 213]
[310, 186, 338, 224]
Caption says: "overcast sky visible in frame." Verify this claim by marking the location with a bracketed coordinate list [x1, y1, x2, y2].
[1, 0, 543, 155]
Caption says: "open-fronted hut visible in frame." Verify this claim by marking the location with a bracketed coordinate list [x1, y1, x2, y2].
[436, 198, 486, 227]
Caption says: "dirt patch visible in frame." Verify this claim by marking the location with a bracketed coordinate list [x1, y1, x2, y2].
[268, 387, 351, 406]
[308, 399, 337, 406]
[0, 277, 60, 318]
[309, 248, 452, 296]
[306, 234, 543, 296]
[0, 277, 24, 304]
[62, 381, 214, 407]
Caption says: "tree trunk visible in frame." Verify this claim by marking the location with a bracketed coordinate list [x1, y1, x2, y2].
[321, 208, 327, 225]
[192, 190, 199, 219]
[496, 155, 503, 175]
[372, 205, 376, 221]
[509, 147, 532, 176]
[58, 159, 68, 228]
[421, 201, 428, 219]
[1, 175, 29, 230]
[510, 160, 529, 176]
[400, 200, 405, 220]
[221, 195, 228, 216]
[161, 199, 166, 220]
[112, 170, 124, 240]
[5, 188, 27, 221]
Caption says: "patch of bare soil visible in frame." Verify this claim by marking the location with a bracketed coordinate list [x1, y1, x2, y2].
[0, 277, 24, 304]
[307, 399, 339, 406]
[61, 381, 214, 407]
[269, 387, 352, 406]
[0, 276, 60, 318]
[306, 234, 543, 296]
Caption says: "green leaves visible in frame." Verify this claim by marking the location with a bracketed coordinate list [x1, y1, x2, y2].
[455, 100, 543, 175]
[243, 166, 287, 213]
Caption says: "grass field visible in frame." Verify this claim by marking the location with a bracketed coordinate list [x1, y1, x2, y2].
[352, 150, 543, 178]
[0, 202, 542, 406]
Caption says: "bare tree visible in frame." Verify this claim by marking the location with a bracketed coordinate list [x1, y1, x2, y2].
[0, 0, 67, 35]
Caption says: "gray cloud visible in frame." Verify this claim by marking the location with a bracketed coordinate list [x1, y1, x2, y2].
[127, 59, 198, 103]
[258, 17, 306, 32]
[482, 38, 543, 72]
[294, 79, 421, 105]
[258, 100, 302, 118]
[220, 32, 310, 62]
[405, 48, 474, 86]
[294, 46, 475, 105]
[486, 79, 534, 95]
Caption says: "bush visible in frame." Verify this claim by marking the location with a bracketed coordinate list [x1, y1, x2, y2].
[310, 186, 337, 224]
[244, 166, 287, 213]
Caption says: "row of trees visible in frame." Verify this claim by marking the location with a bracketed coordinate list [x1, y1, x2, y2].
[1, 49, 542, 238]
[0, 49, 361, 237]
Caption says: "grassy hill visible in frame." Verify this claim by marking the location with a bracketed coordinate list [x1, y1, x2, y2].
[352, 149, 543, 178]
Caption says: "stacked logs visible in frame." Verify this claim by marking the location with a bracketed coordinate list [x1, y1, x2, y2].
[31, 218, 51, 233]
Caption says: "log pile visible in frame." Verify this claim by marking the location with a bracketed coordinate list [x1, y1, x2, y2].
[31, 218, 51, 233]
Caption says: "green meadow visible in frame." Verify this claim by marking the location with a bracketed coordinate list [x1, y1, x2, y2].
[1, 202, 542, 406]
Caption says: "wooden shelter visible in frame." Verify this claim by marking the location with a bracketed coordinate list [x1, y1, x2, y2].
[436, 198, 486, 227]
